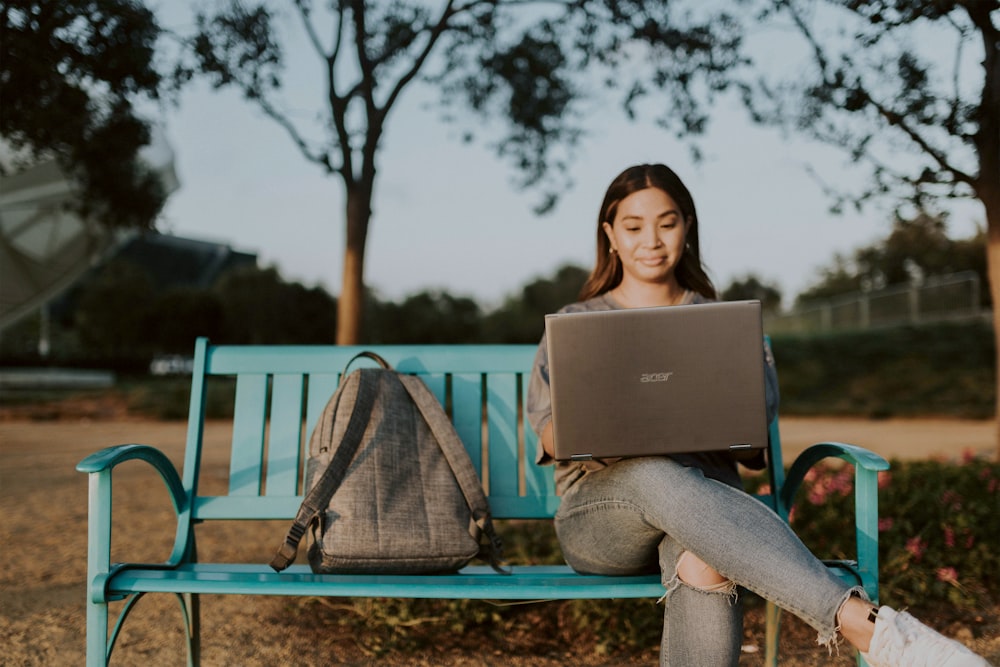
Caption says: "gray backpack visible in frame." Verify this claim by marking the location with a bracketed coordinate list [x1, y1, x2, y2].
[271, 352, 506, 575]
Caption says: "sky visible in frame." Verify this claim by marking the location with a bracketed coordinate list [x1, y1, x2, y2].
[152, 6, 985, 312]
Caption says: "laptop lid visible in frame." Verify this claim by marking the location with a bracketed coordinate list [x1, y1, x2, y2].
[544, 300, 768, 461]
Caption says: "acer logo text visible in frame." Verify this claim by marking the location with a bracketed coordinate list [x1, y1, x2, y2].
[640, 372, 673, 383]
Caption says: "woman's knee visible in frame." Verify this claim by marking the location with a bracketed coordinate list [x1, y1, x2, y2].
[676, 551, 733, 592]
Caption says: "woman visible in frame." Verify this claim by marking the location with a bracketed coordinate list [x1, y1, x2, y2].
[526, 164, 987, 666]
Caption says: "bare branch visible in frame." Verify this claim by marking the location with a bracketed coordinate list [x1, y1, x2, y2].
[257, 95, 337, 174]
[378, 0, 459, 119]
[843, 62, 976, 188]
[291, 0, 328, 61]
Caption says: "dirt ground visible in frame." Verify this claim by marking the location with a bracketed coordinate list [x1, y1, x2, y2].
[1, 413, 997, 666]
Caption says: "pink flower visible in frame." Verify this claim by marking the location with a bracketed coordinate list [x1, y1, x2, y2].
[961, 448, 976, 464]
[943, 525, 956, 548]
[941, 490, 963, 511]
[878, 517, 894, 532]
[936, 567, 959, 585]
[808, 485, 829, 505]
[830, 469, 853, 495]
[905, 537, 926, 561]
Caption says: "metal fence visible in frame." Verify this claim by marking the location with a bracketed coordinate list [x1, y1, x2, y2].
[764, 271, 990, 335]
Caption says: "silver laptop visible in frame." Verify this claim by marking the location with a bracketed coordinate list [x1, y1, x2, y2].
[544, 300, 768, 461]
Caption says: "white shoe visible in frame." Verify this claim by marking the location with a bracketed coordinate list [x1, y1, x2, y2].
[862, 606, 991, 667]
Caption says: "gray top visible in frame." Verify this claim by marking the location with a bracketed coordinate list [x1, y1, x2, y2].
[527, 292, 780, 495]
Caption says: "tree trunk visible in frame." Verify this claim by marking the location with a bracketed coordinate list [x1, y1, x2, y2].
[336, 184, 371, 345]
[988, 223, 1000, 460]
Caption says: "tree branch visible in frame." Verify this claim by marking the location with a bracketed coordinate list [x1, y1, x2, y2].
[783, 0, 976, 191]
[256, 95, 336, 173]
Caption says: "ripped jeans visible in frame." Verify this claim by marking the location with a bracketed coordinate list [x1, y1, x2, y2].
[554, 456, 863, 667]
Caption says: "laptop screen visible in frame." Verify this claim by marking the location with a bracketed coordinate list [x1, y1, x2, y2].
[544, 300, 768, 461]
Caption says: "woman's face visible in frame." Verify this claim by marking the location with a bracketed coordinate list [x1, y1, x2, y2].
[603, 187, 689, 289]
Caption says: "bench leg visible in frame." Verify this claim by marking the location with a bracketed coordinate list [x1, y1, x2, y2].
[764, 599, 781, 666]
[180, 592, 201, 667]
[86, 597, 110, 667]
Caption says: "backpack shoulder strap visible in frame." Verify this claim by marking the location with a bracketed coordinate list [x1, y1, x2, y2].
[270, 368, 380, 572]
[397, 373, 510, 574]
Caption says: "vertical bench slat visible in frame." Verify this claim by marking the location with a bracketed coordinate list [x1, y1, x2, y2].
[421, 373, 447, 409]
[266, 374, 305, 495]
[181, 337, 210, 493]
[451, 374, 484, 477]
[521, 375, 555, 499]
[304, 373, 340, 446]
[229, 374, 269, 495]
[486, 373, 519, 498]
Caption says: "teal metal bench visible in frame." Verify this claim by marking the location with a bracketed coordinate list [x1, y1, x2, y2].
[77, 337, 890, 666]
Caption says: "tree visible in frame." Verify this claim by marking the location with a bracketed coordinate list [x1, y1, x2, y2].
[74, 260, 155, 360]
[369, 290, 482, 343]
[212, 265, 338, 344]
[1, 0, 168, 228]
[146, 288, 226, 353]
[482, 264, 588, 343]
[796, 212, 988, 304]
[746, 0, 1000, 452]
[721, 274, 783, 313]
[181, 1, 747, 344]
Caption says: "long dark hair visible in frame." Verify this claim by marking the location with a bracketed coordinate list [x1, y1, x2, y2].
[578, 163, 717, 301]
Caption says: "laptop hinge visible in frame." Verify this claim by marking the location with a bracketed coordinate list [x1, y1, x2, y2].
[570, 453, 594, 462]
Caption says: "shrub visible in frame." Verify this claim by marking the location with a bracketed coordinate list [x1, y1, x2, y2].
[746, 456, 1000, 611]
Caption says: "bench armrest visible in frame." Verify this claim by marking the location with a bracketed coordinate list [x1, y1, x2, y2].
[77, 445, 187, 504]
[779, 442, 890, 598]
[77, 444, 192, 603]
[780, 442, 890, 512]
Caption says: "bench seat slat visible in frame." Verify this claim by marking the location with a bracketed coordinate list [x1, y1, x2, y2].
[106, 562, 864, 601]
[110, 564, 665, 600]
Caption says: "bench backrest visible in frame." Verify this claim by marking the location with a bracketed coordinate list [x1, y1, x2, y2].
[183, 338, 784, 524]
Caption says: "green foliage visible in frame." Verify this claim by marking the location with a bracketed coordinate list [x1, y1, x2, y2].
[146, 288, 226, 353]
[212, 265, 337, 344]
[878, 457, 1000, 609]
[721, 274, 783, 313]
[74, 260, 155, 362]
[747, 456, 1000, 612]
[1, 0, 167, 228]
[771, 320, 996, 418]
[481, 265, 588, 343]
[748, 1, 993, 216]
[367, 291, 483, 344]
[797, 214, 988, 306]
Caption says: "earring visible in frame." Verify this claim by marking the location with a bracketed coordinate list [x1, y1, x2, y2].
[609, 247, 617, 255]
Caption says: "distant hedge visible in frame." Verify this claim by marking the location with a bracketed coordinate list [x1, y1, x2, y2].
[770, 319, 995, 419]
